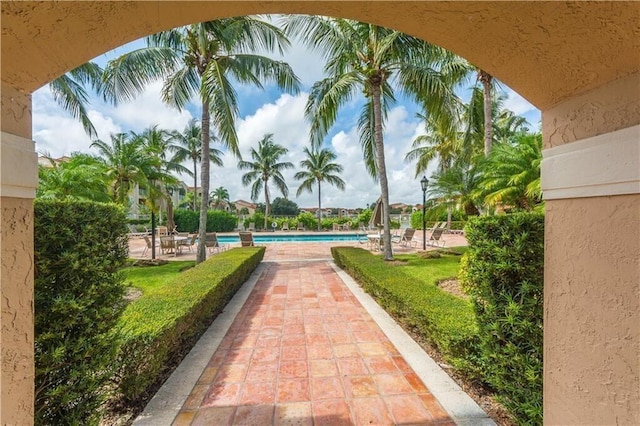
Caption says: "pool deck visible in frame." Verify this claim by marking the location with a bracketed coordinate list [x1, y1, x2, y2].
[129, 231, 492, 425]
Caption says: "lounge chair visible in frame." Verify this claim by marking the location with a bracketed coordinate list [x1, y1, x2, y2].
[247, 222, 256, 232]
[127, 224, 148, 238]
[296, 222, 304, 231]
[333, 223, 340, 231]
[281, 222, 289, 231]
[392, 227, 417, 247]
[427, 227, 446, 247]
[205, 232, 227, 253]
[239, 231, 255, 247]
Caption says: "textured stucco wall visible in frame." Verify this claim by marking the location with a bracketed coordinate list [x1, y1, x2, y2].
[0, 197, 35, 423]
[544, 195, 639, 425]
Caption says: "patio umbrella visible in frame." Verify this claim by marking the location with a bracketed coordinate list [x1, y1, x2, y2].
[369, 196, 383, 230]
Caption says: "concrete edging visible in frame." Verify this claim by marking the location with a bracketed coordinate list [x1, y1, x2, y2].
[329, 261, 496, 426]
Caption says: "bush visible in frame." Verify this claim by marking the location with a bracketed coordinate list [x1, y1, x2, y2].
[459, 213, 544, 424]
[244, 212, 265, 230]
[115, 247, 265, 403]
[296, 211, 318, 230]
[410, 211, 466, 230]
[174, 209, 237, 232]
[34, 200, 128, 425]
[331, 247, 480, 376]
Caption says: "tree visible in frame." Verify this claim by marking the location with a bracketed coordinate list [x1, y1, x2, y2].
[284, 16, 468, 259]
[238, 134, 294, 229]
[294, 147, 345, 231]
[271, 197, 300, 216]
[477, 132, 542, 211]
[210, 186, 230, 210]
[103, 17, 300, 263]
[37, 153, 111, 202]
[170, 118, 223, 211]
[427, 161, 482, 218]
[90, 133, 151, 205]
[49, 62, 104, 138]
[405, 112, 463, 175]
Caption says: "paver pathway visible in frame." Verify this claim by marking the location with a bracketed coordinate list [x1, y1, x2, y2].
[173, 259, 454, 425]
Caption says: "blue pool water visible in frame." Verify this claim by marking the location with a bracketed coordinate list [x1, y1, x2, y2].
[218, 233, 365, 243]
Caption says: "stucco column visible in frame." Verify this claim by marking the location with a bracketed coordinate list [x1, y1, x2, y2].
[0, 83, 36, 423]
[541, 72, 640, 425]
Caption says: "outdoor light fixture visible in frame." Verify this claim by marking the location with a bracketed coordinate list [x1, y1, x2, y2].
[420, 176, 429, 250]
[150, 179, 157, 259]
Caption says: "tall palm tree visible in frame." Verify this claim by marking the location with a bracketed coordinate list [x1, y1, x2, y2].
[49, 62, 104, 138]
[238, 134, 294, 229]
[103, 17, 300, 263]
[284, 16, 468, 259]
[477, 68, 494, 157]
[90, 133, 151, 205]
[294, 147, 345, 231]
[405, 112, 463, 175]
[210, 186, 230, 210]
[133, 125, 191, 231]
[427, 161, 482, 218]
[171, 119, 223, 211]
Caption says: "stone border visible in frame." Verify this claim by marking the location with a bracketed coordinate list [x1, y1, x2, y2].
[329, 261, 495, 426]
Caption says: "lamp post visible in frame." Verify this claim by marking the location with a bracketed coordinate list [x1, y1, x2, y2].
[150, 179, 157, 259]
[420, 176, 429, 250]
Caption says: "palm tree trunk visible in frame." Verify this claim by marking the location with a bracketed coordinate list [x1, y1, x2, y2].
[192, 157, 198, 211]
[197, 102, 211, 263]
[264, 180, 270, 230]
[479, 69, 493, 157]
[317, 181, 322, 231]
[371, 83, 393, 260]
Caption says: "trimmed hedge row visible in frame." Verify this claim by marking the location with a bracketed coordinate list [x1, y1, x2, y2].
[460, 213, 544, 424]
[115, 247, 265, 403]
[34, 200, 128, 425]
[173, 208, 237, 233]
[331, 247, 480, 374]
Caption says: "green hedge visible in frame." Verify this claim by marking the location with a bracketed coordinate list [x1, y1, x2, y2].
[34, 200, 128, 425]
[173, 209, 237, 233]
[410, 212, 466, 230]
[115, 247, 265, 403]
[460, 213, 544, 424]
[331, 247, 479, 374]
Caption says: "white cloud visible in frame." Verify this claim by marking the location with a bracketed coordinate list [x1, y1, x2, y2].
[504, 89, 537, 115]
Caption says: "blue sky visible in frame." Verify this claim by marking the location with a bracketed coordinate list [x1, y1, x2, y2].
[32, 19, 541, 209]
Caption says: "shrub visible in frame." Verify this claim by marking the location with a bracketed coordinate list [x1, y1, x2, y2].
[115, 247, 265, 403]
[174, 209, 237, 232]
[410, 211, 466, 230]
[331, 247, 480, 376]
[244, 212, 265, 230]
[459, 213, 544, 424]
[297, 211, 318, 230]
[34, 200, 128, 425]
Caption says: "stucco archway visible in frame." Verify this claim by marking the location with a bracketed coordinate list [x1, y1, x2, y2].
[2, 2, 638, 424]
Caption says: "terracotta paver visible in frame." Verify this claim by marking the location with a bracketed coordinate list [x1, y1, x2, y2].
[172, 254, 455, 425]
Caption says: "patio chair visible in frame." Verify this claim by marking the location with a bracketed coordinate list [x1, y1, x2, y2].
[127, 224, 148, 238]
[392, 227, 417, 247]
[177, 233, 196, 252]
[281, 222, 290, 231]
[142, 235, 158, 257]
[205, 232, 227, 253]
[296, 222, 304, 231]
[427, 227, 446, 248]
[333, 223, 340, 231]
[239, 231, 255, 247]
[248, 222, 256, 232]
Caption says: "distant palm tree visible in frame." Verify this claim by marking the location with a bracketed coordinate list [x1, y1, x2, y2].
[284, 16, 468, 259]
[103, 17, 300, 263]
[49, 62, 104, 138]
[405, 112, 463, 175]
[238, 134, 294, 229]
[210, 186, 230, 210]
[37, 153, 110, 202]
[170, 119, 223, 211]
[90, 133, 151, 205]
[295, 147, 345, 231]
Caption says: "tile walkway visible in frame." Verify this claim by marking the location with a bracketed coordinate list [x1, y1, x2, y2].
[133, 238, 493, 425]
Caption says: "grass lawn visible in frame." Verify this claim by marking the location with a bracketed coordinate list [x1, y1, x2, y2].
[122, 261, 195, 295]
[392, 247, 467, 285]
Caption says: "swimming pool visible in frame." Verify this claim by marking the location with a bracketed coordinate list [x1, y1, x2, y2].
[217, 233, 366, 243]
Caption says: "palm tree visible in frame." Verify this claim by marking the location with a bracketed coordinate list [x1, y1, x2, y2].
[171, 119, 223, 211]
[103, 17, 300, 263]
[210, 186, 230, 210]
[294, 147, 345, 231]
[284, 16, 468, 259]
[427, 161, 482, 218]
[37, 153, 111, 202]
[405, 112, 463, 175]
[477, 68, 494, 157]
[49, 62, 104, 138]
[90, 133, 151, 205]
[238, 134, 294, 229]
[477, 132, 542, 211]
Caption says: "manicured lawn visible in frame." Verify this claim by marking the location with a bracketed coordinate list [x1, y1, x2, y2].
[392, 247, 467, 284]
[123, 261, 195, 295]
